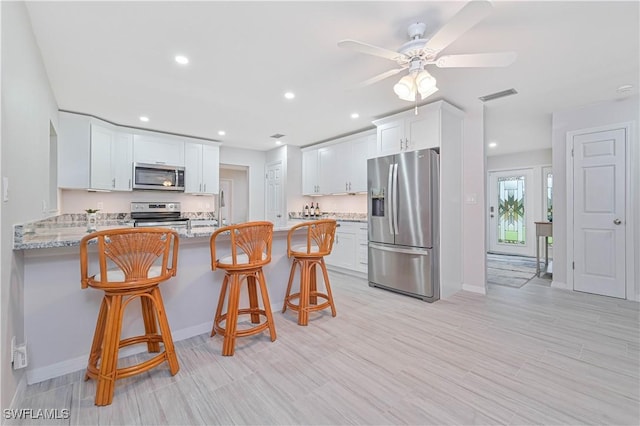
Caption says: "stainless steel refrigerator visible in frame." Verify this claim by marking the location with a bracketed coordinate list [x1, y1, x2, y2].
[368, 148, 440, 302]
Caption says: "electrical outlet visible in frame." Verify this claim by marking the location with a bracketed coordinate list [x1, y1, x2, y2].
[97, 202, 104, 210]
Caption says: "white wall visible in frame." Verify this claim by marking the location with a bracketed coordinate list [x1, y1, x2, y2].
[1, 1, 60, 409]
[219, 146, 266, 221]
[461, 104, 487, 294]
[552, 95, 639, 300]
[487, 148, 552, 170]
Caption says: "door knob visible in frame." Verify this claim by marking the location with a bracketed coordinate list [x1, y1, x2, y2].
[614, 219, 622, 225]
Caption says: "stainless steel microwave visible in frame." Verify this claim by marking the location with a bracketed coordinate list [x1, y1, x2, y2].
[133, 162, 185, 191]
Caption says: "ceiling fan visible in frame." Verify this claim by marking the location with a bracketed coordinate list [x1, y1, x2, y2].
[338, 0, 516, 102]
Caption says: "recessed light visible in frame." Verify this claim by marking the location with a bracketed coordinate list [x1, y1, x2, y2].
[616, 84, 633, 93]
[218, 130, 226, 136]
[139, 116, 149, 122]
[275, 140, 282, 145]
[175, 55, 189, 65]
[284, 92, 295, 100]
[488, 142, 497, 148]
[351, 113, 360, 119]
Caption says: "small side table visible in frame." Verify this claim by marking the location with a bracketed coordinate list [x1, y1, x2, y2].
[535, 221, 553, 277]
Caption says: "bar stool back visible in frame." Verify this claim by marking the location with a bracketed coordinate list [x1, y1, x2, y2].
[209, 221, 276, 355]
[282, 219, 337, 325]
[80, 227, 180, 406]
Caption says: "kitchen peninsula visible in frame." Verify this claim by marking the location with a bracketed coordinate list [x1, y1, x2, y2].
[14, 215, 308, 385]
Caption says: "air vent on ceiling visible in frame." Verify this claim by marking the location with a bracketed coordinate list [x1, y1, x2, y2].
[270, 133, 285, 139]
[478, 88, 518, 102]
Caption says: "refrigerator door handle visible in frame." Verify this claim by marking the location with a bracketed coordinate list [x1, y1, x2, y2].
[392, 163, 399, 235]
[387, 163, 394, 235]
[369, 242, 430, 256]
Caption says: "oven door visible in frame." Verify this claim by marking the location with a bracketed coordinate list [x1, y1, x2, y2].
[133, 163, 185, 191]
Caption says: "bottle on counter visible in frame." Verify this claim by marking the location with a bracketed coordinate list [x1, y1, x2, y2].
[304, 204, 309, 217]
[315, 203, 320, 217]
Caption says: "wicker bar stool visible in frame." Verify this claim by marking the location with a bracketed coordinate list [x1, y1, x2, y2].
[80, 228, 180, 406]
[209, 221, 276, 356]
[282, 219, 337, 326]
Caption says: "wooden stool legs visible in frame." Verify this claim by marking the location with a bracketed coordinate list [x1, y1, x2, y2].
[283, 256, 336, 326]
[86, 290, 179, 406]
[211, 269, 276, 356]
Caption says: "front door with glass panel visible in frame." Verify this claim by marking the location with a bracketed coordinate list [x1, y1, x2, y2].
[489, 169, 534, 256]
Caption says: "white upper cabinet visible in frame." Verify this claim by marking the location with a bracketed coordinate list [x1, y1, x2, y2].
[302, 149, 323, 195]
[184, 142, 220, 194]
[57, 113, 133, 191]
[133, 133, 185, 166]
[90, 124, 133, 191]
[58, 112, 90, 189]
[373, 101, 459, 156]
[302, 129, 375, 195]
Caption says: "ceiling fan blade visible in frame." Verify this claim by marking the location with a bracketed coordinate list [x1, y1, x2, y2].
[356, 68, 406, 88]
[435, 52, 517, 68]
[423, 0, 493, 54]
[338, 39, 406, 62]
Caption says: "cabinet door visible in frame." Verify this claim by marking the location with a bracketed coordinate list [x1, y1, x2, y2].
[326, 227, 357, 269]
[350, 134, 376, 193]
[112, 132, 133, 191]
[58, 112, 90, 189]
[90, 125, 114, 190]
[318, 145, 342, 194]
[201, 144, 219, 194]
[406, 109, 440, 151]
[184, 142, 202, 193]
[302, 150, 319, 195]
[134, 134, 185, 166]
[377, 120, 404, 156]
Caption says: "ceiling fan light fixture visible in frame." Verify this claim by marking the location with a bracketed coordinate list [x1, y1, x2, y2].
[393, 75, 416, 100]
[415, 70, 436, 92]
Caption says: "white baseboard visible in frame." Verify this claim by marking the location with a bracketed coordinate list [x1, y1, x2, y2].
[462, 283, 487, 295]
[26, 321, 212, 385]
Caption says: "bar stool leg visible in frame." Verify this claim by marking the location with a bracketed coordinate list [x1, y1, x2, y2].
[211, 274, 229, 337]
[150, 288, 179, 375]
[246, 274, 261, 324]
[140, 295, 160, 353]
[86, 298, 108, 381]
[320, 258, 337, 317]
[222, 274, 241, 356]
[309, 263, 318, 305]
[95, 294, 123, 406]
[282, 259, 299, 313]
[298, 259, 310, 326]
[257, 269, 277, 341]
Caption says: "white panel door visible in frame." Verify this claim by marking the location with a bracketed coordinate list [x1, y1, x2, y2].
[573, 128, 626, 298]
[265, 161, 284, 227]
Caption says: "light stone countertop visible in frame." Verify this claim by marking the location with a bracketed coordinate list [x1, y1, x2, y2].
[13, 217, 332, 250]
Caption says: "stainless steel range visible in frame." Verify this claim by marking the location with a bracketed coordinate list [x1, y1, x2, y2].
[131, 202, 191, 228]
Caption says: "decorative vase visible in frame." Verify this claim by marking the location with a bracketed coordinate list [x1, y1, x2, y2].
[87, 212, 97, 232]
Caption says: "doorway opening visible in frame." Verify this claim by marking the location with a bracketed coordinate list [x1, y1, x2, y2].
[219, 164, 249, 225]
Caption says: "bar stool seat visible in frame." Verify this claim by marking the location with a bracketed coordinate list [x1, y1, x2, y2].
[80, 228, 180, 406]
[209, 221, 276, 356]
[283, 219, 337, 326]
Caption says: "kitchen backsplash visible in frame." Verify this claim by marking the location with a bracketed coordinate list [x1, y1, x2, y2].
[60, 189, 217, 214]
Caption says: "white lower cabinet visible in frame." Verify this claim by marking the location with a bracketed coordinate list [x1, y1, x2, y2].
[326, 221, 368, 275]
[184, 142, 220, 194]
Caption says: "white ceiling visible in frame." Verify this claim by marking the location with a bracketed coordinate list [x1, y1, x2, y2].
[25, 1, 639, 155]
